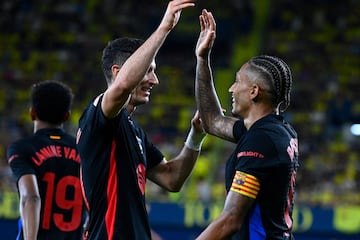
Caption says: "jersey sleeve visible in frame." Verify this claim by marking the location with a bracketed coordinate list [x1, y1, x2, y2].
[79, 95, 115, 134]
[77, 95, 120, 152]
[7, 141, 35, 183]
[143, 132, 164, 170]
[230, 171, 260, 199]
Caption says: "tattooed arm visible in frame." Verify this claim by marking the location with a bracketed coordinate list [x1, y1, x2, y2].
[196, 191, 254, 240]
[195, 9, 238, 142]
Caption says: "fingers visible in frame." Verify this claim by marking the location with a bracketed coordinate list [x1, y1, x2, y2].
[199, 15, 205, 31]
[207, 11, 216, 31]
[194, 110, 200, 120]
[201, 9, 216, 32]
[192, 110, 202, 125]
[161, 0, 195, 31]
[191, 110, 205, 133]
[169, 0, 195, 12]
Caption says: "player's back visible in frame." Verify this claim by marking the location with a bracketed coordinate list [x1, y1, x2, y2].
[7, 128, 84, 240]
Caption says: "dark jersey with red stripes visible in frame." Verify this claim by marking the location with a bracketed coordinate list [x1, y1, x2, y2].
[76, 95, 163, 240]
[7, 128, 84, 240]
[226, 114, 299, 240]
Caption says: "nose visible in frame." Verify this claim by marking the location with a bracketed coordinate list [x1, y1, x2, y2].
[149, 72, 159, 85]
[228, 83, 234, 93]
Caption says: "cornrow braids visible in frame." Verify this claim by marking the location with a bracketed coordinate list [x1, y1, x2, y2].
[261, 55, 292, 113]
[248, 55, 292, 114]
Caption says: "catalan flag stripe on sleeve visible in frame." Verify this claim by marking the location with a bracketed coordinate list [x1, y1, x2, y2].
[230, 171, 260, 199]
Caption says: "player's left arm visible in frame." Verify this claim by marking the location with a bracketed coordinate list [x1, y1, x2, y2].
[147, 146, 200, 192]
[18, 174, 41, 240]
[147, 111, 206, 192]
[197, 192, 254, 240]
[195, 132, 266, 240]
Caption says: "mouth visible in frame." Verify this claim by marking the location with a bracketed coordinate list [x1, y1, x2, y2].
[141, 86, 152, 96]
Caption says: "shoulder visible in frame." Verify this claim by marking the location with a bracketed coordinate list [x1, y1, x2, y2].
[233, 119, 246, 140]
[7, 138, 33, 165]
[92, 93, 104, 107]
[252, 114, 294, 136]
[79, 94, 107, 128]
[7, 136, 33, 152]
[62, 132, 77, 144]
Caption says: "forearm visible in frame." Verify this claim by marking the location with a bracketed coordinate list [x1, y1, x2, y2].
[169, 146, 200, 191]
[196, 211, 239, 240]
[195, 58, 224, 132]
[103, 27, 170, 117]
[152, 127, 206, 192]
[118, 27, 170, 89]
[171, 126, 207, 189]
[20, 195, 41, 240]
[196, 220, 230, 240]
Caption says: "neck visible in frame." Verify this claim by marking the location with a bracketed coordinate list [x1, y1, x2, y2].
[243, 107, 274, 129]
[126, 104, 136, 115]
[34, 120, 62, 133]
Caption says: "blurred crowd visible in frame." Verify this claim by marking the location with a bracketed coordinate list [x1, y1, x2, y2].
[1, 0, 360, 208]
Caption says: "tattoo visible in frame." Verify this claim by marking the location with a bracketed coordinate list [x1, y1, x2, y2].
[213, 118, 237, 142]
[196, 60, 236, 142]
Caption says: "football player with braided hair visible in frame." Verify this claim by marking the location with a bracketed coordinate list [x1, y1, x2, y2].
[194, 9, 299, 240]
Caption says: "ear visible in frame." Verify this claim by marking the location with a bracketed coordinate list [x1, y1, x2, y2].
[249, 84, 260, 101]
[63, 111, 71, 122]
[29, 107, 36, 121]
[111, 65, 121, 79]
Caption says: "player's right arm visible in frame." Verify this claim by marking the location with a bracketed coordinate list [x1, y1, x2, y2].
[101, 0, 195, 118]
[195, 9, 238, 142]
[18, 174, 41, 240]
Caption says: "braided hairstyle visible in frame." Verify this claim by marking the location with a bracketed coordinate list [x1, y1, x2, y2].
[102, 37, 144, 85]
[247, 55, 292, 114]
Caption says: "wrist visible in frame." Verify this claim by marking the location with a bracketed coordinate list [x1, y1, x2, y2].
[184, 127, 206, 151]
[156, 24, 171, 36]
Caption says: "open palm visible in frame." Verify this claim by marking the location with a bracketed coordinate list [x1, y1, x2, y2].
[160, 0, 195, 31]
[195, 9, 216, 58]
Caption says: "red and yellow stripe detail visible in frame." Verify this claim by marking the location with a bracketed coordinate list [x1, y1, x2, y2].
[230, 171, 260, 199]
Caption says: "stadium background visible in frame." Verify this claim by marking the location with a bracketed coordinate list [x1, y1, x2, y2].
[0, 0, 360, 239]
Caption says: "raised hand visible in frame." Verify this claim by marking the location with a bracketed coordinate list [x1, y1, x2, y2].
[196, 9, 216, 59]
[191, 110, 205, 134]
[159, 0, 195, 32]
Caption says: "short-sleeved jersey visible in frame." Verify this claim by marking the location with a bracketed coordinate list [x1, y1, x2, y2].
[226, 114, 299, 240]
[7, 128, 84, 240]
[76, 95, 163, 240]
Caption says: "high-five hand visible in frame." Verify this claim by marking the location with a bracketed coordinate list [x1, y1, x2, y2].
[196, 9, 216, 59]
[159, 0, 195, 32]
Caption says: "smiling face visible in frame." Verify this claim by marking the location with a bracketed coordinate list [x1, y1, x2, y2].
[228, 63, 254, 118]
[130, 60, 159, 106]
